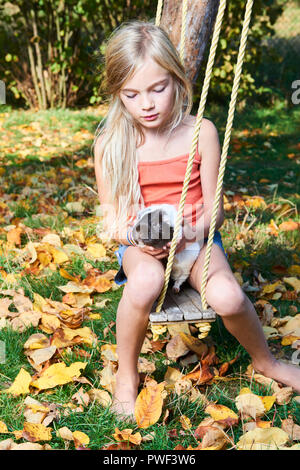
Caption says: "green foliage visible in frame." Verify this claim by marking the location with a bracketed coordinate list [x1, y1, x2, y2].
[0, 0, 156, 109]
[0, 0, 290, 109]
[194, 0, 285, 106]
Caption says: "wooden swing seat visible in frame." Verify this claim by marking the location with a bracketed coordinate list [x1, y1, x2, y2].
[149, 284, 216, 325]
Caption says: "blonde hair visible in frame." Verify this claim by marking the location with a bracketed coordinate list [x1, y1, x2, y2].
[92, 20, 193, 241]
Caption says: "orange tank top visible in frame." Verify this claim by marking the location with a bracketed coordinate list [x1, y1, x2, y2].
[137, 145, 204, 226]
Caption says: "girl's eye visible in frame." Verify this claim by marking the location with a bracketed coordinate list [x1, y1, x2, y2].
[154, 87, 165, 93]
[125, 94, 136, 99]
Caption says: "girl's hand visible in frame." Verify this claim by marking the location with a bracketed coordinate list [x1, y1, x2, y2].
[139, 236, 186, 259]
[174, 235, 187, 254]
[139, 244, 170, 260]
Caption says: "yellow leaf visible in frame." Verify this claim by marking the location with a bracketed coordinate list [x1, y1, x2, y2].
[281, 335, 300, 346]
[33, 293, 49, 313]
[4, 368, 32, 396]
[24, 333, 50, 350]
[261, 395, 276, 412]
[58, 281, 94, 294]
[205, 403, 239, 425]
[47, 245, 69, 264]
[101, 344, 118, 362]
[56, 426, 74, 441]
[287, 265, 300, 276]
[23, 422, 52, 442]
[59, 268, 79, 282]
[112, 428, 142, 446]
[99, 363, 116, 394]
[51, 326, 97, 348]
[86, 243, 106, 259]
[261, 281, 282, 295]
[30, 362, 87, 390]
[135, 381, 165, 429]
[72, 430, 90, 446]
[235, 390, 265, 419]
[0, 421, 9, 433]
[237, 427, 289, 450]
[89, 313, 101, 320]
[87, 389, 112, 407]
[179, 332, 208, 357]
[39, 313, 61, 334]
[164, 367, 183, 391]
[180, 415, 192, 430]
[283, 277, 300, 293]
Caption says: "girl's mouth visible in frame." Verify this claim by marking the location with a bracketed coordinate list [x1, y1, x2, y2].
[143, 114, 159, 121]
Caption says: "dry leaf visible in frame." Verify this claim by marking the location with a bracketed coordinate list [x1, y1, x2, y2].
[31, 362, 87, 391]
[112, 428, 142, 446]
[135, 380, 165, 429]
[72, 431, 90, 447]
[166, 334, 189, 360]
[88, 388, 112, 407]
[205, 403, 239, 427]
[179, 332, 209, 358]
[281, 418, 300, 441]
[4, 368, 32, 396]
[71, 387, 90, 407]
[22, 422, 52, 442]
[235, 389, 265, 419]
[237, 427, 289, 450]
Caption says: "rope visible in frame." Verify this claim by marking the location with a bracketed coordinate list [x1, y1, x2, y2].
[200, 0, 254, 310]
[155, 0, 164, 26]
[155, 0, 227, 314]
[152, 0, 254, 339]
[180, 0, 188, 64]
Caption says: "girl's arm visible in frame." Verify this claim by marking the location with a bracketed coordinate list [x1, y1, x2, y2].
[94, 135, 131, 246]
[198, 119, 225, 238]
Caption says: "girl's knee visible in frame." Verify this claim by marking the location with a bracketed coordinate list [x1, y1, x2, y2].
[126, 261, 165, 308]
[206, 277, 247, 317]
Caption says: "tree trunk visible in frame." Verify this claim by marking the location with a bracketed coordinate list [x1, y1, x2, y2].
[160, 0, 220, 83]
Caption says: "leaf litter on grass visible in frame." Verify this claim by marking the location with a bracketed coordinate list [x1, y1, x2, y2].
[0, 107, 299, 450]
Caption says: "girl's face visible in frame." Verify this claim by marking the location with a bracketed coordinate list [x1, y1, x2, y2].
[119, 56, 175, 130]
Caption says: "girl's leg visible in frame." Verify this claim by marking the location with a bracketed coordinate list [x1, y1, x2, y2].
[112, 246, 165, 417]
[188, 242, 300, 392]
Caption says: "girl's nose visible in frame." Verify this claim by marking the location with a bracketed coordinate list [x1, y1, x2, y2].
[141, 93, 154, 110]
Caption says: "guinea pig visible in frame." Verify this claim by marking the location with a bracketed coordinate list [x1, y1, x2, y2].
[131, 204, 201, 293]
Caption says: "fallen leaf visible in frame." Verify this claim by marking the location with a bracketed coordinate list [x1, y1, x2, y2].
[237, 427, 289, 450]
[135, 380, 165, 429]
[281, 417, 300, 441]
[4, 368, 32, 396]
[112, 428, 142, 446]
[22, 422, 52, 442]
[205, 403, 239, 427]
[30, 362, 87, 391]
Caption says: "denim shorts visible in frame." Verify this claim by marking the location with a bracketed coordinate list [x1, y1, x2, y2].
[114, 230, 227, 286]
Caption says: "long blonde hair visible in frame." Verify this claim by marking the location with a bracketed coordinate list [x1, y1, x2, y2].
[93, 20, 193, 241]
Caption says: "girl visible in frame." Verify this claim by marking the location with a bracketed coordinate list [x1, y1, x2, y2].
[94, 21, 300, 418]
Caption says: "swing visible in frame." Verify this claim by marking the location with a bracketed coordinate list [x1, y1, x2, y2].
[149, 0, 254, 336]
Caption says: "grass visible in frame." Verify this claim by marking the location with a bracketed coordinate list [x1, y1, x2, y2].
[0, 99, 299, 450]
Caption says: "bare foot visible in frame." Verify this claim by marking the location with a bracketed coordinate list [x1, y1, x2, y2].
[111, 372, 140, 421]
[253, 359, 300, 393]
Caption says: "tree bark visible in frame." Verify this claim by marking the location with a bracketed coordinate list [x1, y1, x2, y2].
[160, 0, 220, 83]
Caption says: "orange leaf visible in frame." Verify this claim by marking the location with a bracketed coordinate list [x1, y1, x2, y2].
[7, 227, 23, 246]
[134, 380, 165, 429]
[279, 220, 299, 232]
[184, 364, 214, 384]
